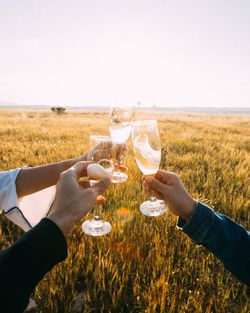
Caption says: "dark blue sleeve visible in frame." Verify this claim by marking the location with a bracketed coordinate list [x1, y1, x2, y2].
[0, 218, 67, 313]
[177, 202, 250, 286]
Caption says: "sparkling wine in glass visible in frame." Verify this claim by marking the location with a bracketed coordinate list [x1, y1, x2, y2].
[82, 135, 116, 236]
[132, 120, 167, 216]
[109, 105, 135, 183]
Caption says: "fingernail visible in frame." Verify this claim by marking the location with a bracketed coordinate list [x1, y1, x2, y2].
[146, 177, 153, 183]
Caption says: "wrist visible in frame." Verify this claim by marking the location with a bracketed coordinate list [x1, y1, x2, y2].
[180, 199, 197, 222]
[47, 213, 75, 236]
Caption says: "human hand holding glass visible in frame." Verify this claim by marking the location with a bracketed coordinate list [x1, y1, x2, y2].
[143, 170, 196, 221]
[82, 136, 116, 236]
[132, 120, 167, 216]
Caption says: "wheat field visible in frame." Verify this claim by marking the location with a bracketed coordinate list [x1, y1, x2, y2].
[0, 110, 249, 313]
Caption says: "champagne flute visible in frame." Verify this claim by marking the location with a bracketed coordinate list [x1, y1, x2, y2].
[132, 120, 167, 216]
[109, 105, 135, 183]
[82, 135, 116, 236]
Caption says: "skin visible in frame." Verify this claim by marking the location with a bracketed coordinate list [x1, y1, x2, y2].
[13, 143, 123, 235]
[15, 143, 126, 198]
[144, 170, 196, 221]
[15, 154, 88, 198]
[47, 161, 111, 236]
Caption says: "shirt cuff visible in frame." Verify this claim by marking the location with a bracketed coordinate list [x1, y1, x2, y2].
[177, 201, 215, 243]
[0, 168, 21, 212]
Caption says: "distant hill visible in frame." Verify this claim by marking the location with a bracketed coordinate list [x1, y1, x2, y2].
[0, 102, 249, 114]
[67, 106, 250, 114]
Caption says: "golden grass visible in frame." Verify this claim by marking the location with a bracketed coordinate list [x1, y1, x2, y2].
[0, 110, 249, 313]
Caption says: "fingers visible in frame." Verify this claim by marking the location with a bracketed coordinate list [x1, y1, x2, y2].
[95, 140, 113, 151]
[59, 162, 93, 191]
[115, 164, 128, 172]
[66, 161, 93, 180]
[143, 179, 151, 194]
[71, 161, 86, 175]
[155, 170, 179, 185]
[143, 180, 164, 200]
[78, 180, 91, 189]
[75, 161, 94, 178]
[155, 169, 170, 180]
[90, 141, 116, 161]
[92, 177, 111, 195]
[144, 176, 166, 194]
[96, 195, 107, 205]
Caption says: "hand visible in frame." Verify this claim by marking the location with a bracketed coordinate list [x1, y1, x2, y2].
[144, 170, 196, 221]
[115, 164, 128, 172]
[47, 161, 111, 236]
[88, 142, 127, 164]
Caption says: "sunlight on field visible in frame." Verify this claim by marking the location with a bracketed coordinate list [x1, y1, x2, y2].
[0, 110, 249, 312]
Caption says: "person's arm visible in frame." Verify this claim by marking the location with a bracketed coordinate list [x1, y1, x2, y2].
[16, 144, 127, 198]
[0, 162, 111, 313]
[177, 201, 250, 286]
[15, 153, 88, 198]
[15, 143, 125, 198]
[144, 171, 250, 286]
[0, 218, 67, 313]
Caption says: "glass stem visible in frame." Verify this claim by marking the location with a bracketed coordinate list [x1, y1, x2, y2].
[93, 204, 102, 221]
[149, 196, 157, 202]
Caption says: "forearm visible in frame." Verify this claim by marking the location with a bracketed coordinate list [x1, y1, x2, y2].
[177, 202, 250, 286]
[16, 154, 87, 197]
[0, 218, 67, 313]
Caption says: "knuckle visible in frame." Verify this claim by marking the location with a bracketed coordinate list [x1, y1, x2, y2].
[60, 170, 68, 179]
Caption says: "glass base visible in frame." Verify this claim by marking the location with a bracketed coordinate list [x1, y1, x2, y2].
[140, 199, 167, 217]
[112, 170, 128, 183]
[82, 219, 112, 236]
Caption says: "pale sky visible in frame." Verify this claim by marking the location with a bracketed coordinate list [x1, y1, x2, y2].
[0, 0, 250, 107]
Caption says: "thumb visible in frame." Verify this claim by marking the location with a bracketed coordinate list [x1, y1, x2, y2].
[67, 161, 92, 180]
[92, 177, 111, 195]
[144, 177, 166, 194]
[70, 161, 86, 174]
[61, 162, 85, 186]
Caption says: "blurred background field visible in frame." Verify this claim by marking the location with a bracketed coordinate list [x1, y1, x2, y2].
[0, 110, 249, 313]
